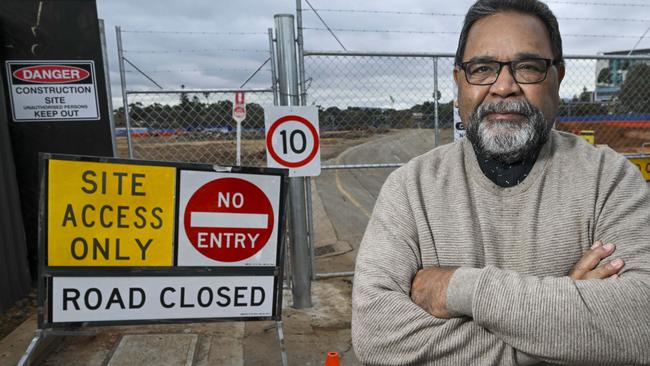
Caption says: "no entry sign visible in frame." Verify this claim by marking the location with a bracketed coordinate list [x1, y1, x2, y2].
[177, 170, 282, 266]
[264, 106, 321, 177]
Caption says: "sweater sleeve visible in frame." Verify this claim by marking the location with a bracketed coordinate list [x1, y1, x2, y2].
[449, 160, 650, 365]
[352, 170, 529, 365]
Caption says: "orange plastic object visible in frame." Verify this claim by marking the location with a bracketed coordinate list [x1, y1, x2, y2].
[325, 351, 340, 366]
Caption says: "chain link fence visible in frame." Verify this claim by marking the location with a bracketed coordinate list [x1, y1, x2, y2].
[304, 52, 454, 167]
[302, 52, 650, 164]
[117, 89, 276, 165]
[555, 57, 650, 153]
[116, 54, 650, 167]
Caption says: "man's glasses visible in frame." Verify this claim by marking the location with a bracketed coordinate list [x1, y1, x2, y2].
[457, 58, 562, 85]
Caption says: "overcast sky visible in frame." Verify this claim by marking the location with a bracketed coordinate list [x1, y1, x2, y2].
[96, 0, 650, 107]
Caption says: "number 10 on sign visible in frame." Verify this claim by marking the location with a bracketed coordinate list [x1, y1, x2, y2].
[264, 106, 321, 177]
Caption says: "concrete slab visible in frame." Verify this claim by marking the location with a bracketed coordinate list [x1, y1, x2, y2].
[106, 334, 198, 366]
[193, 323, 244, 366]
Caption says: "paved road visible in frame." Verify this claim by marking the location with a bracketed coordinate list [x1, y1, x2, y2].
[314, 129, 441, 273]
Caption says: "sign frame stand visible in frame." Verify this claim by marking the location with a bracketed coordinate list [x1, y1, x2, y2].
[275, 320, 289, 366]
[18, 153, 290, 365]
[17, 330, 43, 366]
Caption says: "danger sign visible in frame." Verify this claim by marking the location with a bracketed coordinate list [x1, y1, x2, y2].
[264, 106, 321, 177]
[47, 159, 176, 266]
[6, 60, 100, 121]
[233, 91, 246, 123]
[177, 170, 282, 266]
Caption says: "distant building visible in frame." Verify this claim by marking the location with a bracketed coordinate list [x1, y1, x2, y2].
[595, 48, 650, 102]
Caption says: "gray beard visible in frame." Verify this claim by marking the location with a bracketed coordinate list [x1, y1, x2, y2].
[466, 99, 552, 164]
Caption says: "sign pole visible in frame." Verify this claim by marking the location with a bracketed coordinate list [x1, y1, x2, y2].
[233, 91, 246, 166]
[236, 122, 242, 166]
[274, 14, 312, 308]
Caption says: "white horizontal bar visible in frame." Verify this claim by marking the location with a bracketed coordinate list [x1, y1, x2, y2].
[190, 212, 268, 229]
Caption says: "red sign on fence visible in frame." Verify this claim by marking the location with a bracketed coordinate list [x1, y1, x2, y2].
[233, 91, 246, 123]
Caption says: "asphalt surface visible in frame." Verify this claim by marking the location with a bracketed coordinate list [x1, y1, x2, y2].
[314, 129, 448, 274]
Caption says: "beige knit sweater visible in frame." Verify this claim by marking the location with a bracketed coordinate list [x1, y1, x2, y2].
[352, 131, 650, 365]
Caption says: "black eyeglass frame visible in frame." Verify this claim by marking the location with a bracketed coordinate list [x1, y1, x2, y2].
[457, 58, 563, 85]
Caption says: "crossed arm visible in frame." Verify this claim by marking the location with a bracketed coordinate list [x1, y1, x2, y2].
[411, 240, 625, 320]
[352, 164, 650, 365]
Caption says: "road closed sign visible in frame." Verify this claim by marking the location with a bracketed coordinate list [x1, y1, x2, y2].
[5, 60, 100, 121]
[50, 275, 275, 322]
[177, 170, 282, 266]
[47, 159, 176, 266]
[265, 106, 321, 177]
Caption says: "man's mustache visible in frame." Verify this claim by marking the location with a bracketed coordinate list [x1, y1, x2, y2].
[474, 100, 537, 121]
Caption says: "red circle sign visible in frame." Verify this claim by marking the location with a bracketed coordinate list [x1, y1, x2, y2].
[266, 115, 320, 168]
[183, 178, 274, 262]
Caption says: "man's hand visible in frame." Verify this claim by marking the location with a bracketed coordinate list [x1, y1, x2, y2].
[410, 266, 458, 319]
[569, 241, 624, 280]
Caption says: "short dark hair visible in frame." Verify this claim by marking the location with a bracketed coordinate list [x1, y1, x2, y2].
[455, 0, 564, 66]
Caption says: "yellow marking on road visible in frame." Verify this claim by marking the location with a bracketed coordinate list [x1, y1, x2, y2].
[334, 154, 371, 219]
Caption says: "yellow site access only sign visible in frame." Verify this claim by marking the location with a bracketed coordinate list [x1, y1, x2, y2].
[47, 159, 176, 266]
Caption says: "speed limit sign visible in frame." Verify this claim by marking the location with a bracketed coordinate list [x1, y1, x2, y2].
[264, 106, 321, 177]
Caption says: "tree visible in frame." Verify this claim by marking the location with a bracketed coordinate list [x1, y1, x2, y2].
[618, 63, 650, 114]
[597, 67, 612, 85]
[578, 87, 592, 103]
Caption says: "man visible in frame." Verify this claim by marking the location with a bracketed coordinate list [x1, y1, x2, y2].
[351, 0, 650, 365]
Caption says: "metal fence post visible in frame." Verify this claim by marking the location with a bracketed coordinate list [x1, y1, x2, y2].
[294, 0, 315, 281]
[295, 0, 307, 105]
[275, 14, 312, 308]
[433, 57, 440, 147]
[115, 26, 133, 158]
[99, 19, 117, 157]
[268, 28, 279, 106]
